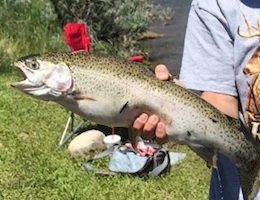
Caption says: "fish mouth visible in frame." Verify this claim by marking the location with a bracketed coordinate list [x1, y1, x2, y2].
[11, 79, 45, 92]
[11, 61, 44, 90]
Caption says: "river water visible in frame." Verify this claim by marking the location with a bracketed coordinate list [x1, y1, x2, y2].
[147, 0, 192, 76]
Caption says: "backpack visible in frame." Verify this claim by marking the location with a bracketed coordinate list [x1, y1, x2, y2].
[84, 143, 171, 178]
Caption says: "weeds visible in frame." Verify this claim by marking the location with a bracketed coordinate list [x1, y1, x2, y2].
[50, 0, 172, 56]
[50, 0, 169, 39]
[0, 0, 66, 73]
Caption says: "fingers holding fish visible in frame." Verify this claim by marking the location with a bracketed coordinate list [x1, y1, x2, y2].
[142, 115, 159, 140]
[132, 113, 168, 144]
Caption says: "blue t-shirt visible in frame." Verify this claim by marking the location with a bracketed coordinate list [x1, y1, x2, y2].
[179, 0, 260, 199]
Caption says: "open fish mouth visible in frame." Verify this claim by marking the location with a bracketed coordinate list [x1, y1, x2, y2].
[11, 61, 44, 90]
[11, 79, 45, 92]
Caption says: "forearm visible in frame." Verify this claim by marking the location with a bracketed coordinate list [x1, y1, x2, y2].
[201, 91, 239, 118]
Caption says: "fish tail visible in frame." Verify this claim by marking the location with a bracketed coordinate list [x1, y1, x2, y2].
[239, 159, 260, 200]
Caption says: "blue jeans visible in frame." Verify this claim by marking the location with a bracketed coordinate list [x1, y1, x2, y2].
[209, 153, 240, 200]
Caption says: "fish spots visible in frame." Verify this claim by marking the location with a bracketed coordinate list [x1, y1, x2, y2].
[209, 117, 218, 123]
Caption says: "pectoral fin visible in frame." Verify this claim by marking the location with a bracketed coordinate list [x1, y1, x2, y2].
[73, 95, 96, 101]
[189, 143, 216, 167]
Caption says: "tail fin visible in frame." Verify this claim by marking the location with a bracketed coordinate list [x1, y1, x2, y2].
[239, 160, 260, 200]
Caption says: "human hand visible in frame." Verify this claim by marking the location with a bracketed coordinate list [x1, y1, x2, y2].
[132, 64, 170, 145]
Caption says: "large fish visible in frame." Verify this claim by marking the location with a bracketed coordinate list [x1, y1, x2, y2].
[11, 52, 260, 199]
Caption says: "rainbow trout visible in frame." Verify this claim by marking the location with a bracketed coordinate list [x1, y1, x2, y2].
[11, 52, 260, 199]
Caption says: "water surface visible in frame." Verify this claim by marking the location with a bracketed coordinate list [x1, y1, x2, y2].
[148, 0, 192, 76]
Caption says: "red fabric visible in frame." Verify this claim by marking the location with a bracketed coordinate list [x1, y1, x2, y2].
[63, 22, 90, 52]
[128, 55, 144, 62]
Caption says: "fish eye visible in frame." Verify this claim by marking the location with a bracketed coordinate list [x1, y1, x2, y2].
[29, 60, 40, 70]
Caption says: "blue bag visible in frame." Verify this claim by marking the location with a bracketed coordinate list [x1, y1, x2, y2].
[84, 144, 171, 178]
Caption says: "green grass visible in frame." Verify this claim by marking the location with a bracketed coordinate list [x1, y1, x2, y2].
[0, 74, 210, 200]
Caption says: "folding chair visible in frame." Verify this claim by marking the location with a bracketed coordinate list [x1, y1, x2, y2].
[58, 112, 86, 147]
